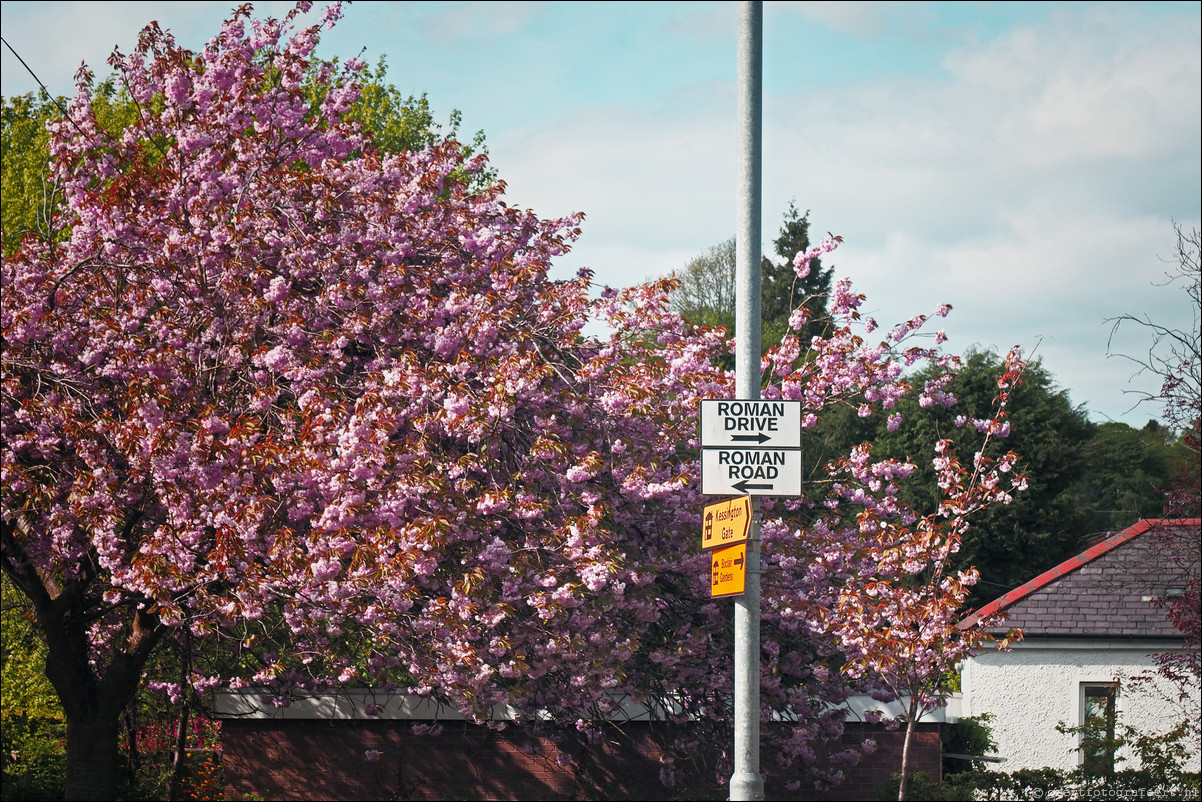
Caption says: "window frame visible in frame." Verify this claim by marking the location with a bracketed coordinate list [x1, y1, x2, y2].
[1079, 680, 1119, 776]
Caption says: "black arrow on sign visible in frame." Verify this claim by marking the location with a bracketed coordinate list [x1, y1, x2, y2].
[733, 555, 745, 569]
[730, 433, 771, 444]
[732, 479, 773, 493]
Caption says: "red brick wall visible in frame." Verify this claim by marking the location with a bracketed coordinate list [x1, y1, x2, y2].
[221, 717, 941, 801]
[824, 722, 942, 800]
[221, 718, 716, 801]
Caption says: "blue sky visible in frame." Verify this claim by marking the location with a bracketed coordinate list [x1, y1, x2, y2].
[3, 1, 1199, 426]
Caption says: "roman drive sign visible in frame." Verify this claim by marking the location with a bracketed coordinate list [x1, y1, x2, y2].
[697, 397, 804, 600]
[700, 400, 802, 449]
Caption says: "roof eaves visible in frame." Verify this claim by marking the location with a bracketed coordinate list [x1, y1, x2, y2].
[958, 518, 1200, 630]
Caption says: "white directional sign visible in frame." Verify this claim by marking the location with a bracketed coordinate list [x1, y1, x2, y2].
[700, 400, 802, 449]
[701, 447, 803, 497]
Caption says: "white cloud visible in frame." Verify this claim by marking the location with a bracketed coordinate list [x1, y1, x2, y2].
[778, 1, 938, 38]
[947, 5, 1202, 167]
[489, 95, 737, 283]
[490, 3, 1199, 424]
[418, 1, 545, 45]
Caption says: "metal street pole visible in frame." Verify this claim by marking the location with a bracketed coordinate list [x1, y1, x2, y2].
[730, 2, 764, 801]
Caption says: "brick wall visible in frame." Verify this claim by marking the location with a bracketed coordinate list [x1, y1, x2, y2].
[828, 722, 942, 800]
[220, 717, 942, 801]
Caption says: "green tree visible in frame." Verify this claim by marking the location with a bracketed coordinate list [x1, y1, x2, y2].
[2, 75, 153, 258]
[1072, 420, 1179, 535]
[321, 56, 495, 189]
[867, 349, 1189, 611]
[761, 201, 834, 348]
[2, 92, 61, 256]
[870, 349, 1095, 607]
[670, 236, 736, 335]
[668, 201, 834, 362]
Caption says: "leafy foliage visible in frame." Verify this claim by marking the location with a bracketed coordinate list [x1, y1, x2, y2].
[941, 713, 999, 777]
[877, 697, 1201, 800]
[311, 55, 495, 189]
[761, 201, 834, 349]
[671, 236, 737, 335]
[1072, 420, 1182, 534]
[668, 202, 834, 370]
[2, 92, 66, 257]
[0, 574, 66, 800]
[869, 350, 1095, 608]
[1054, 710, 1200, 797]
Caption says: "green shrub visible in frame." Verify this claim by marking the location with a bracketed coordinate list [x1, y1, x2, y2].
[0, 707, 67, 800]
[873, 769, 943, 800]
[943, 713, 1000, 777]
[875, 709, 1200, 801]
[1, 574, 66, 800]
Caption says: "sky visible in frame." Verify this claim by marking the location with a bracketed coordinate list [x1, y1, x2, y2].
[2, 1, 1199, 427]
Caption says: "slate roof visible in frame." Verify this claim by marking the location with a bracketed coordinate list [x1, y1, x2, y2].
[960, 519, 1200, 639]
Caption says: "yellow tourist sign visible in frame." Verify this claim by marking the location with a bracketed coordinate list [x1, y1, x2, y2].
[710, 543, 747, 598]
[702, 496, 751, 550]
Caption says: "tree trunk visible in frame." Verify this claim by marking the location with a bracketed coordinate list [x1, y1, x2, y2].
[897, 707, 917, 802]
[52, 644, 154, 801]
[123, 705, 141, 786]
[4, 505, 164, 800]
[50, 626, 162, 800]
[27, 573, 163, 800]
[167, 704, 190, 800]
[63, 712, 124, 801]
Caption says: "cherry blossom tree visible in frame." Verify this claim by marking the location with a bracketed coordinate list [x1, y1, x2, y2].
[821, 346, 1029, 801]
[2, 3, 1031, 799]
[746, 241, 1029, 794]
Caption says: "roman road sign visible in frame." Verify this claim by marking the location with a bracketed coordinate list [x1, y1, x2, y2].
[701, 447, 803, 497]
[702, 496, 751, 550]
[711, 543, 747, 598]
[700, 399, 802, 449]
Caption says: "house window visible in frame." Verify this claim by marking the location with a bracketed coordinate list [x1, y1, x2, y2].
[1080, 682, 1118, 776]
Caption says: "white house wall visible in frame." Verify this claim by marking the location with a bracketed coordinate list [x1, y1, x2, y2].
[960, 639, 1200, 773]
